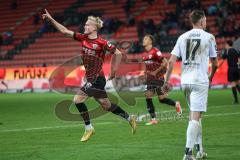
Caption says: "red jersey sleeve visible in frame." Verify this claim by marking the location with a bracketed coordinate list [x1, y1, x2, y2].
[73, 32, 87, 42]
[153, 48, 163, 61]
[104, 41, 116, 54]
[154, 48, 162, 57]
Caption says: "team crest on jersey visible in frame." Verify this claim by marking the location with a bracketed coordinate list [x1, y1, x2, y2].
[107, 41, 112, 47]
[92, 44, 98, 50]
[156, 51, 162, 56]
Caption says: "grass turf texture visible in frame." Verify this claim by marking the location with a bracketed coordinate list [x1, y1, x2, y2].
[0, 89, 240, 160]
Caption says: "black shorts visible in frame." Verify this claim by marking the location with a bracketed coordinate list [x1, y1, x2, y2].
[80, 76, 108, 99]
[146, 79, 164, 95]
[228, 68, 240, 82]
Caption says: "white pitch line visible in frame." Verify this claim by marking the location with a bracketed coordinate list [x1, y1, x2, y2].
[0, 122, 117, 133]
[0, 105, 239, 133]
[207, 104, 239, 109]
[204, 112, 240, 117]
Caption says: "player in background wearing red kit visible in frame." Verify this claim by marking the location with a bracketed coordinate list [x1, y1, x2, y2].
[42, 9, 137, 142]
[142, 35, 182, 125]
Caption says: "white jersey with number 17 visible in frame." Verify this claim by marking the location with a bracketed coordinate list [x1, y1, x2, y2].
[171, 28, 217, 86]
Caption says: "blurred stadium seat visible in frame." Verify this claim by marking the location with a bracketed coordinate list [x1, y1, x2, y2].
[0, 0, 239, 67]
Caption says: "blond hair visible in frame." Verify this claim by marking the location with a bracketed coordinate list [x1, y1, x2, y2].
[88, 16, 103, 29]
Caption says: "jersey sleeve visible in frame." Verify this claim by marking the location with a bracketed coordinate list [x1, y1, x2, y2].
[73, 32, 86, 42]
[154, 49, 164, 61]
[171, 37, 181, 58]
[209, 35, 217, 58]
[104, 41, 116, 54]
[156, 50, 162, 57]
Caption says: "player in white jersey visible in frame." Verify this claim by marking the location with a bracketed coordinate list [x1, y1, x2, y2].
[164, 10, 218, 160]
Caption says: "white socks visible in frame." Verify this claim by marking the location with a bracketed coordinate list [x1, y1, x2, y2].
[195, 118, 203, 153]
[85, 124, 93, 131]
[127, 116, 131, 122]
[186, 120, 200, 149]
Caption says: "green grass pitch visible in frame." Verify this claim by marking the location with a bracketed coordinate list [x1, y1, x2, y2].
[0, 89, 240, 160]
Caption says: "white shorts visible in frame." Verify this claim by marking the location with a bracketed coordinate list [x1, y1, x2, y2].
[182, 84, 209, 112]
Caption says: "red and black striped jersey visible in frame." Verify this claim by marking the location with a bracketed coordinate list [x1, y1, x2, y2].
[142, 47, 165, 81]
[73, 32, 116, 82]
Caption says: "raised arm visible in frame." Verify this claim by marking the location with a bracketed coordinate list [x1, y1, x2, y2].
[42, 9, 74, 38]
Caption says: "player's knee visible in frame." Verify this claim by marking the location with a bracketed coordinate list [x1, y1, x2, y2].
[190, 111, 202, 121]
[102, 104, 111, 111]
[145, 91, 154, 98]
[99, 100, 111, 111]
[158, 95, 166, 101]
[145, 94, 152, 99]
[73, 95, 85, 104]
[231, 82, 237, 87]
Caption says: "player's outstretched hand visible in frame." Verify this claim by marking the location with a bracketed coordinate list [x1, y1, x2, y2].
[42, 9, 52, 21]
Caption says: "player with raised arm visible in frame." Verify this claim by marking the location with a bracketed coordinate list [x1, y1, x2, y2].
[42, 9, 137, 142]
[142, 35, 182, 125]
[164, 10, 218, 160]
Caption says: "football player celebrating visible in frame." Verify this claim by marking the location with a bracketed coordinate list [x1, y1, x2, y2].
[42, 9, 137, 142]
[142, 35, 182, 126]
